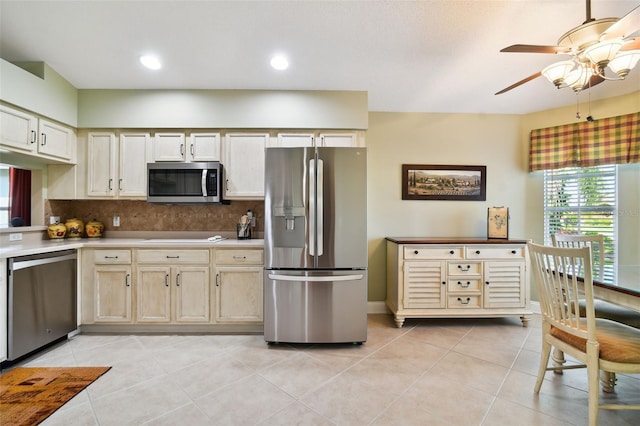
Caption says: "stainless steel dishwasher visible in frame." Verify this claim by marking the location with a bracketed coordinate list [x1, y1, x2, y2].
[7, 249, 77, 361]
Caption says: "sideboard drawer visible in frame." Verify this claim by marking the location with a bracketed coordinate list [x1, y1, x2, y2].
[137, 249, 210, 264]
[447, 278, 482, 293]
[404, 246, 463, 260]
[448, 295, 482, 308]
[93, 249, 131, 264]
[465, 246, 525, 259]
[448, 261, 482, 275]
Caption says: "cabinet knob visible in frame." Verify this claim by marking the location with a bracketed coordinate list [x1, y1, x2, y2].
[442, 281, 446, 285]
[414, 250, 419, 255]
[449, 250, 454, 255]
[511, 250, 517, 254]
[475, 250, 480, 255]
[486, 281, 490, 285]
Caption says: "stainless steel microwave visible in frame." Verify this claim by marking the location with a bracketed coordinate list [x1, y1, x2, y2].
[147, 162, 223, 204]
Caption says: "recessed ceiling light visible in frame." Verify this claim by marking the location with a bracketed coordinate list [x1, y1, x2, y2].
[140, 55, 162, 70]
[270, 55, 289, 70]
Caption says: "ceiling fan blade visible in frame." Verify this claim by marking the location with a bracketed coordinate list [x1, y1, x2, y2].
[601, 5, 640, 40]
[581, 74, 605, 91]
[621, 37, 640, 51]
[495, 72, 543, 95]
[500, 44, 571, 54]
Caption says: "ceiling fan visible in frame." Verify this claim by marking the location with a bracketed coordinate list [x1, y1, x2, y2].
[495, 0, 640, 95]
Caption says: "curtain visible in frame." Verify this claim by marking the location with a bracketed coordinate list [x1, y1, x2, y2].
[9, 167, 31, 225]
[529, 112, 640, 172]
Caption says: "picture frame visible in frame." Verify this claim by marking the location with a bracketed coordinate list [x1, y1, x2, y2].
[487, 206, 509, 239]
[402, 164, 487, 201]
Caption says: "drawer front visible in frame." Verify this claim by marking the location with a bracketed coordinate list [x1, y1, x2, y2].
[404, 246, 464, 260]
[448, 295, 482, 309]
[215, 249, 264, 265]
[447, 278, 482, 293]
[465, 245, 525, 260]
[448, 261, 482, 276]
[137, 249, 209, 264]
[93, 249, 131, 264]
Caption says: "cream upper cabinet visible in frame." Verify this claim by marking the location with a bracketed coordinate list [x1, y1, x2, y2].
[271, 131, 364, 148]
[222, 132, 269, 199]
[189, 133, 220, 161]
[153, 132, 221, 162]
[0, 104, 76, 163]
[87, 132, 148, 198]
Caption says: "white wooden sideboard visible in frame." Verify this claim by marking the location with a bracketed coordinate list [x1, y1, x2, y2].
[386, 237, 531, 328]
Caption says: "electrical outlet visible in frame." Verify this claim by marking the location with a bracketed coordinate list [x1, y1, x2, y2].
[9, 233, 23, 241]
[113, 215, 120, 227]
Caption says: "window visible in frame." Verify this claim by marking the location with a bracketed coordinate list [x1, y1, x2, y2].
[543, 165, 617, 283]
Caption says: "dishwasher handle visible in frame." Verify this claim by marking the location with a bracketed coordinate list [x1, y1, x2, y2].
[10, 252, 77, 271]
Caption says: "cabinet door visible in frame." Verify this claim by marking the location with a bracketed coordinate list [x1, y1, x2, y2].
[318, 132, 361, 147]
[38, 118, 76, 161]
[87, 132, 117, 197]
[137, 266, 172, 322]
[222, 133, 269, 199]
[0, 105, 37, 153]
[215, 266, 263, 322]
[483, 261, 526, 308]
[402, 261, 446, 308]
[94, 265, 132, 322]
[154, 132, 185, 161]
[175, 266, 210, 322]
[189, 133, 220, 161]
[273, 133, 315, 147]
[119, 133, 149, 197]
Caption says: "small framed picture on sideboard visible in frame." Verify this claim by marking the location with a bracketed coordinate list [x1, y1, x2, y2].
[488, 207, 509, 239]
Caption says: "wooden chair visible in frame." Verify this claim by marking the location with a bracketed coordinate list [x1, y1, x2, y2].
[528, 242, 640, 426]
[551, 233, 605, 281]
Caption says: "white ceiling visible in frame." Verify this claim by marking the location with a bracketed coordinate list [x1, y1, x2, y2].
[1, 0, 638, 115]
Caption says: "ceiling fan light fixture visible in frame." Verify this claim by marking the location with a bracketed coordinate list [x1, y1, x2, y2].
[608, 50, 640, 78]
[541, 60, 576, 87]
[566, 66, 594, 92]
[583, 39, 623, 69]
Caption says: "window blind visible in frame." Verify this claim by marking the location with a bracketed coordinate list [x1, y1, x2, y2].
[543, 165, 617, 283]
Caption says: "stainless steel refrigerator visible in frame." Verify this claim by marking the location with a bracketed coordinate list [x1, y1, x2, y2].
[264, 147, 367, 344]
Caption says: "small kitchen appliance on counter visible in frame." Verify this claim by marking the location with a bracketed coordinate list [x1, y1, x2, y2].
[264, 147, 368, 344]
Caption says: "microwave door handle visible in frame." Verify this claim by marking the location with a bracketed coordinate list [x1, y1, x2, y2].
[201, 169, 208, 196]
[309, 159, 315, 256]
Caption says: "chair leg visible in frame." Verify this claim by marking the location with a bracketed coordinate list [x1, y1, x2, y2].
[552, 347, 566, 374]
[535, 340, 552, 393]
[587, 345, 600, 426]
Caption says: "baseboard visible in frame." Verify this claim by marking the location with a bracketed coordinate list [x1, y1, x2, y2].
[530, 301, 541, 314]
[368, 301, 389, 314]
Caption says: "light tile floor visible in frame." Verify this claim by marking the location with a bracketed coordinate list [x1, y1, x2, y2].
[5, 314, 640, 425]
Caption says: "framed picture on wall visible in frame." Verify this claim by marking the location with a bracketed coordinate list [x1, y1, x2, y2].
[402, 164, 486, 201]
[487, 206, 509, 239]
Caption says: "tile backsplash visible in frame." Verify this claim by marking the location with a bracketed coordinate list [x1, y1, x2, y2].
[45, 200, 264, 234]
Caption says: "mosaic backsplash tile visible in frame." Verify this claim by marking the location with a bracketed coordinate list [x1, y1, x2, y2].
[45, 200, 264, 233]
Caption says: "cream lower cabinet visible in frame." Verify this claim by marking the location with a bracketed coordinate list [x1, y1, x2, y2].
[136, 249, 210, 323]
[386, 238, 531, 328]
[214, 248, 264, 323]
[81, 249, 133, 323]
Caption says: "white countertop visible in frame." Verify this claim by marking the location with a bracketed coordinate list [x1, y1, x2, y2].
[0, 237, 265, 258]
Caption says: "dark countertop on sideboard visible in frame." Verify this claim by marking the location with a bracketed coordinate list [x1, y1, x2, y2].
[385, 237, 529, 244]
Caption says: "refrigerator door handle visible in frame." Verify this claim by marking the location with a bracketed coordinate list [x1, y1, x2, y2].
[316, 158, 324, 256]
[309, 159, 316, 256]
[267, 273, 364, 282]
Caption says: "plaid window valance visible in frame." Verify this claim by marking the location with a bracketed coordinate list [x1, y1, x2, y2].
[529, 112, 640, 172]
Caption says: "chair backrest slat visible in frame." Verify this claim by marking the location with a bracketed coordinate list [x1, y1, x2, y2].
[551, 233, 605, 281]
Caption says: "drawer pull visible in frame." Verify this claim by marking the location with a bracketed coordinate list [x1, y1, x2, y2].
[166, 255, 180, 259]
[511, 250, 517, 254]
[104, 255, 119, 259]
[458, 281, 471, 288]
[457, 297, 471, 305]
[457, 265, 471, 272]
[414, 250, 419, 255]
[449, 250, 454, 255]
[475, 250, 480, 255]
[233, 256, 247, 260]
